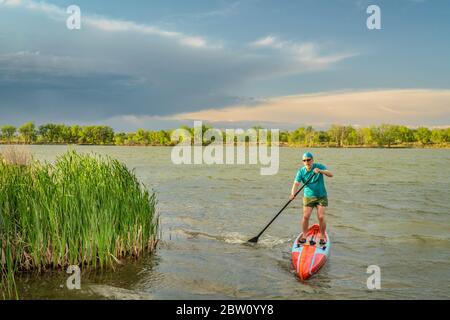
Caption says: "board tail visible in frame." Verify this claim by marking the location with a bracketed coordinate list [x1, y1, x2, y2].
[291, 224, 330, 281]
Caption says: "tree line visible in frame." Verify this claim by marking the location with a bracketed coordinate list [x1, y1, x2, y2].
[287, 124, 450, 147]
[1, 122, 449, 147]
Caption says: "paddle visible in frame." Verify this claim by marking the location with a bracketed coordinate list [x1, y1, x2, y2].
[247, 172, 317, 243]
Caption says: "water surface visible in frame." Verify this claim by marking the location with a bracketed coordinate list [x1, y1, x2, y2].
[4, 145, 449, 299]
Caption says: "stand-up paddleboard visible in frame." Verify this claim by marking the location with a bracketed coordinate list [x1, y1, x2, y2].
[291, 224, 330, 280]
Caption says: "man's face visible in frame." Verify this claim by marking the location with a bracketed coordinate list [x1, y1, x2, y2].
[303, 157, 313, 167]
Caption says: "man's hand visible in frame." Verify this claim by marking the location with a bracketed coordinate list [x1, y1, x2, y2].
[314, 168, 321, 174]
[289, 194, 296, 200]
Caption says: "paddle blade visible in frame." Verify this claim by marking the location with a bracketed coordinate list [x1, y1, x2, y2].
[247, 236, 259, 243]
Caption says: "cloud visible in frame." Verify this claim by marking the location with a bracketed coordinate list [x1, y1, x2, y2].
[0, 0, 356, 126]
[156, 1, 242, 24]
[248, 35, 357, 77]
[201, 1, 241, 18]
[1, 0, 217, 49]
[0, 51, 114, 77]
[172, 89, 450, 127]
[250, 35, 277, 47]
[1, 0, 23, 6]
[83, 17, 221, 49]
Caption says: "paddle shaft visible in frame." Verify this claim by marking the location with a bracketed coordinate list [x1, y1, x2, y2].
[248, 172, 316, 243]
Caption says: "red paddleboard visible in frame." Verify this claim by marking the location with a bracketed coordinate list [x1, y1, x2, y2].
[291, 224, 330, 280]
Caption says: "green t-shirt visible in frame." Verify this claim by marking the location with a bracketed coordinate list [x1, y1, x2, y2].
[295, 163, 328, 198]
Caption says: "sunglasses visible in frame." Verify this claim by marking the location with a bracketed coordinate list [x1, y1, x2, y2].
[303, 158, 312, 162]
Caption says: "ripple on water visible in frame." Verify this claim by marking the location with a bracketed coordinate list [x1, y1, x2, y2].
[10, 146, 450, 299]
[165, 228, 292, 248]
[87, 285, 153, 300]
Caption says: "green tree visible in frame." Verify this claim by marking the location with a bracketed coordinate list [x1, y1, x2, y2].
[382, 124, 400, 147]
[96, 126, 115, 144]
[19, 121, 36, 144]
[369, 124, 400, 147]
[39, 123, 63, 143]
[60, 125, 73, 143]
[289, 127, 306, 145]
[157, 130, 170, 145]
[314, 131, 330, 145]
[414, 127, 431, 145]
[69, 125, 82, 144]
[397, 126, 415, 144]
[445, 128, 450, 143]
[279, 131, 290, 143]
[114, 132, 126, 145]
[124, 132, 136, 145]
[1, 125, 17, 143]
[134, 129, 149, 145]
[352, 128, 366, 145]
[359, 127, 374, 145]
[343, 126, 357, 146]
[304, 126, 315, 147]
[328, 125, 354, 147]
[430, 129, 449, 145]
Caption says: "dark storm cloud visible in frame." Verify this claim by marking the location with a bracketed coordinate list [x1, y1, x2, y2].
[0, 1, 353, 126]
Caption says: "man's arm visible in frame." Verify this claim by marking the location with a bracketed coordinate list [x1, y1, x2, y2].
[314, 168, 333, 177]
[290, 181, 300, 200]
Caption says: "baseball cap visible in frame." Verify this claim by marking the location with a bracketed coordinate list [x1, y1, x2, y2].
[302, 152, 314, 159]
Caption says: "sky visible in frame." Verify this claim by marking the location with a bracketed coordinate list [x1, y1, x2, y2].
[0, 0, 449, 131]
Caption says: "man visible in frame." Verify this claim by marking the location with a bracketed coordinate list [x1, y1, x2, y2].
[290, 152, 333, 245]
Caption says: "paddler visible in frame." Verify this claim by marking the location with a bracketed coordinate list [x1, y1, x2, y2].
[290, 152, 333, 245]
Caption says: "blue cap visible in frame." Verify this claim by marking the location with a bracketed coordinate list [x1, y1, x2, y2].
[303, 152, 313, 159]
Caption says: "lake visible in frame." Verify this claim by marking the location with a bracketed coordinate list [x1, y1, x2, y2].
[4, 145, 450, 299]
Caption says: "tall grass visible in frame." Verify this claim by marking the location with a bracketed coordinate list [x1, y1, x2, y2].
[0, 150, 158, 299]
[0, 146, 32, 166]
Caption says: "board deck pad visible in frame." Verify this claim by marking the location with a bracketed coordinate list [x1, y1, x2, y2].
[291, 224, 330, 280]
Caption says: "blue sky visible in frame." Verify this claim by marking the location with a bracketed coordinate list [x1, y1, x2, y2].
[0, 0, 449, 130]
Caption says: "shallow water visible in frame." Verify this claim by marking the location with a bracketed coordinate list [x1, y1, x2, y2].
[4, 145, 450, 299]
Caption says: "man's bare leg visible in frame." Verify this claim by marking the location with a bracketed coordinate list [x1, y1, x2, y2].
[317, 205, 327, 242]
[302, 206, 313, 239]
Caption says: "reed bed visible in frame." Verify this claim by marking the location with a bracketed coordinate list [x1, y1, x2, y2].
[0, 150, 158, 299]
[0, 146, 32, 166]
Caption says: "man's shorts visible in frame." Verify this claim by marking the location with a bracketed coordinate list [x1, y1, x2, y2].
[303, 196, 328, 208]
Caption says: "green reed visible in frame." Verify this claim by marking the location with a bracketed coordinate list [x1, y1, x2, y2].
[0, 150, 158, 299]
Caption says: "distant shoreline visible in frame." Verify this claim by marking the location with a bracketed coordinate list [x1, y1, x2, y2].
[1, 142, 449, 149]
[3, 122, 449, 149]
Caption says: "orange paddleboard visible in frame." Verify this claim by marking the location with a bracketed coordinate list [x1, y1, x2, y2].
[291, 224, 330, 280]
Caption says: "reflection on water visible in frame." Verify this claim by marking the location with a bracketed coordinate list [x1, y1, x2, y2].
[4, 145, 450, 300]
